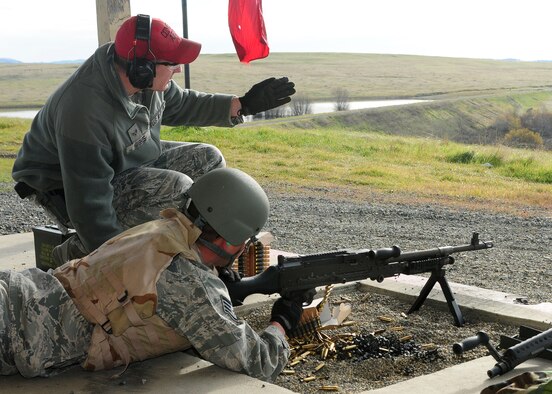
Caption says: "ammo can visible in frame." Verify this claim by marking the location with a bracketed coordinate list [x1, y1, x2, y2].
[32, 225, 76, 271]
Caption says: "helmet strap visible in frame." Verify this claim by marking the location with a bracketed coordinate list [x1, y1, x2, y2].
[196, 237, 243, 268]
[181, 196, 209, 230]
[193, 215, 207, 229]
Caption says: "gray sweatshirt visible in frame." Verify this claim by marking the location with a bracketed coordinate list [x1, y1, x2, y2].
[12, 43, 236, 251]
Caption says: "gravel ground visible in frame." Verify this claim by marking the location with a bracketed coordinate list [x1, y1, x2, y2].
[3, 182, 549, 305]
[242, 287, 519, 393]
[0, 181, 550, 392]
[262, 184, 551, 305]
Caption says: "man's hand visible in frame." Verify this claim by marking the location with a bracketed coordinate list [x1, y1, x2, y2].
[270, 297, 303, 336]
[239, 77, 296, 116]
[217, 266, 242, 283]
[285, 288, 317, 305]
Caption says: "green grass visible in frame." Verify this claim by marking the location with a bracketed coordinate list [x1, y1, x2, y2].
[2, 98, 551, 213]
[161, 124, 552, 211]
[444, 147, 552, 184]
[0, 158, 14, 184]
[0, 117, 29, 155]
[2, 53, 551, 214]
[0, 118, 26, 188]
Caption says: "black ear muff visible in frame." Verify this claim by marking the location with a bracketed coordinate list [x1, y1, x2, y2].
[127, 14, 155, 89]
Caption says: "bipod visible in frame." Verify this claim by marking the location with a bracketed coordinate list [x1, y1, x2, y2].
[407, 266, 464, 326]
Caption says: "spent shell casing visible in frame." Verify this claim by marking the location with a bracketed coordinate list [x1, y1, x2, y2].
[314, 362, 325, 372]
[336, 337, 349, 344]
[340, 321, 356, 327]
[336, 333, 356, 338]
[400, 335, 413, 342]
[400, 312, 408, 318]
[319, 385, 339, 391]
[421, 343, 437, 350]
[343, 344, 357, 351]
[303, 376, 316, 382]
[281, 369, 296, 375]
[378, 316, 394, 322]
[374, 329, 386, 335]
[289, 360, 301, 367]
[390, 326, 405, 331]
[321, 347, 329, 360]
[379, 347, 390, 353]
[299, 350, 312, 358]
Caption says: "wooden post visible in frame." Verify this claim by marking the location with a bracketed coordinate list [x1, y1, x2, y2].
[96, 0, 131, 46]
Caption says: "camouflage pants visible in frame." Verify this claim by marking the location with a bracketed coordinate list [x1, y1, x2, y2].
[481, 370, 552, 393]
[51, 140, 225, 264]
[112, 140, 225, 230]
[0, 268, 92, 377]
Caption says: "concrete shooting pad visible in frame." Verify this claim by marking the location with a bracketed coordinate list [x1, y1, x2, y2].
[0, 232, 551, 393]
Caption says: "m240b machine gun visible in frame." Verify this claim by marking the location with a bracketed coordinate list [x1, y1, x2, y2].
[226, 232, 493, 326]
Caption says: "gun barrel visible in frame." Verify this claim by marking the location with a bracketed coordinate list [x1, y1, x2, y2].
[487, 327, 552, 378]
[393, 239, 493, 262]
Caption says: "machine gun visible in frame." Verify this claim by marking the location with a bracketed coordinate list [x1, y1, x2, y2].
[226, 232, 493, 326]
[453, 326, 552, 377]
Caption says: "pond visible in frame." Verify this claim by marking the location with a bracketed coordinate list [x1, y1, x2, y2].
[0, 99, 429, 119]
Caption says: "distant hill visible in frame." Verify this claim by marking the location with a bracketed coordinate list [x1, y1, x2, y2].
[4, 52, 552, 108]
[0, 58, 83, 64]
[50, 60, 85, 64]
[0, 58, 22, 64]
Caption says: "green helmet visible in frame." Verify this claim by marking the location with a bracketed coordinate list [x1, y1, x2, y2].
[187, 168, 270, 245]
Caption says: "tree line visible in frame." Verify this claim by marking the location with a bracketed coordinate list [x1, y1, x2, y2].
[253, 89, 351, 120]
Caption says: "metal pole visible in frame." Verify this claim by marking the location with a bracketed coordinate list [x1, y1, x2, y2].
[181, 0, 191, 89]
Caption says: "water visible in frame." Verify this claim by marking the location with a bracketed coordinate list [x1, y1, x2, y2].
[0, 110, 41, 119]
[310, 99, 426, 114]
[0, 99, 428, 119]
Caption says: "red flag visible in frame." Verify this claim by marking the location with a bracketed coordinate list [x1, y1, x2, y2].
[228, 0, 270, 63]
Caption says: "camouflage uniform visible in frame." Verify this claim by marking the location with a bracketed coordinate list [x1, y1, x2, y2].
[112, 140, 226, 229]
[0, 211, 289, 381]
[157, 255, 290, 382]
[481, 371, 552, 393]
[0, 268, 93, 377]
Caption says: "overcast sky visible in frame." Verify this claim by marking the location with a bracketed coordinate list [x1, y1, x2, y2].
[2, 0, 552, 63]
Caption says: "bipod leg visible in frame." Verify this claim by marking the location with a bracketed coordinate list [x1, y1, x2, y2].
[407, 268, 464, 327]
[437, 273, 464, 327]
[407, 271, 437, 315]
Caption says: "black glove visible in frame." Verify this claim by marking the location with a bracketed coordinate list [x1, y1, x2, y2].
[270, 297, 303, 336]
[239, 77, 296, 116]
[216, 266, 242, 283]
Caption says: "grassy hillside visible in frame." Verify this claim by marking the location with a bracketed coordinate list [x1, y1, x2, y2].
[163, 124, 552, 214]
[261, 91, 552, 148]
[3, 53, 552, 108]
[1, 53, 550, 214]
[0, 63, 80, 108]
[2, 111, 550, 215]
